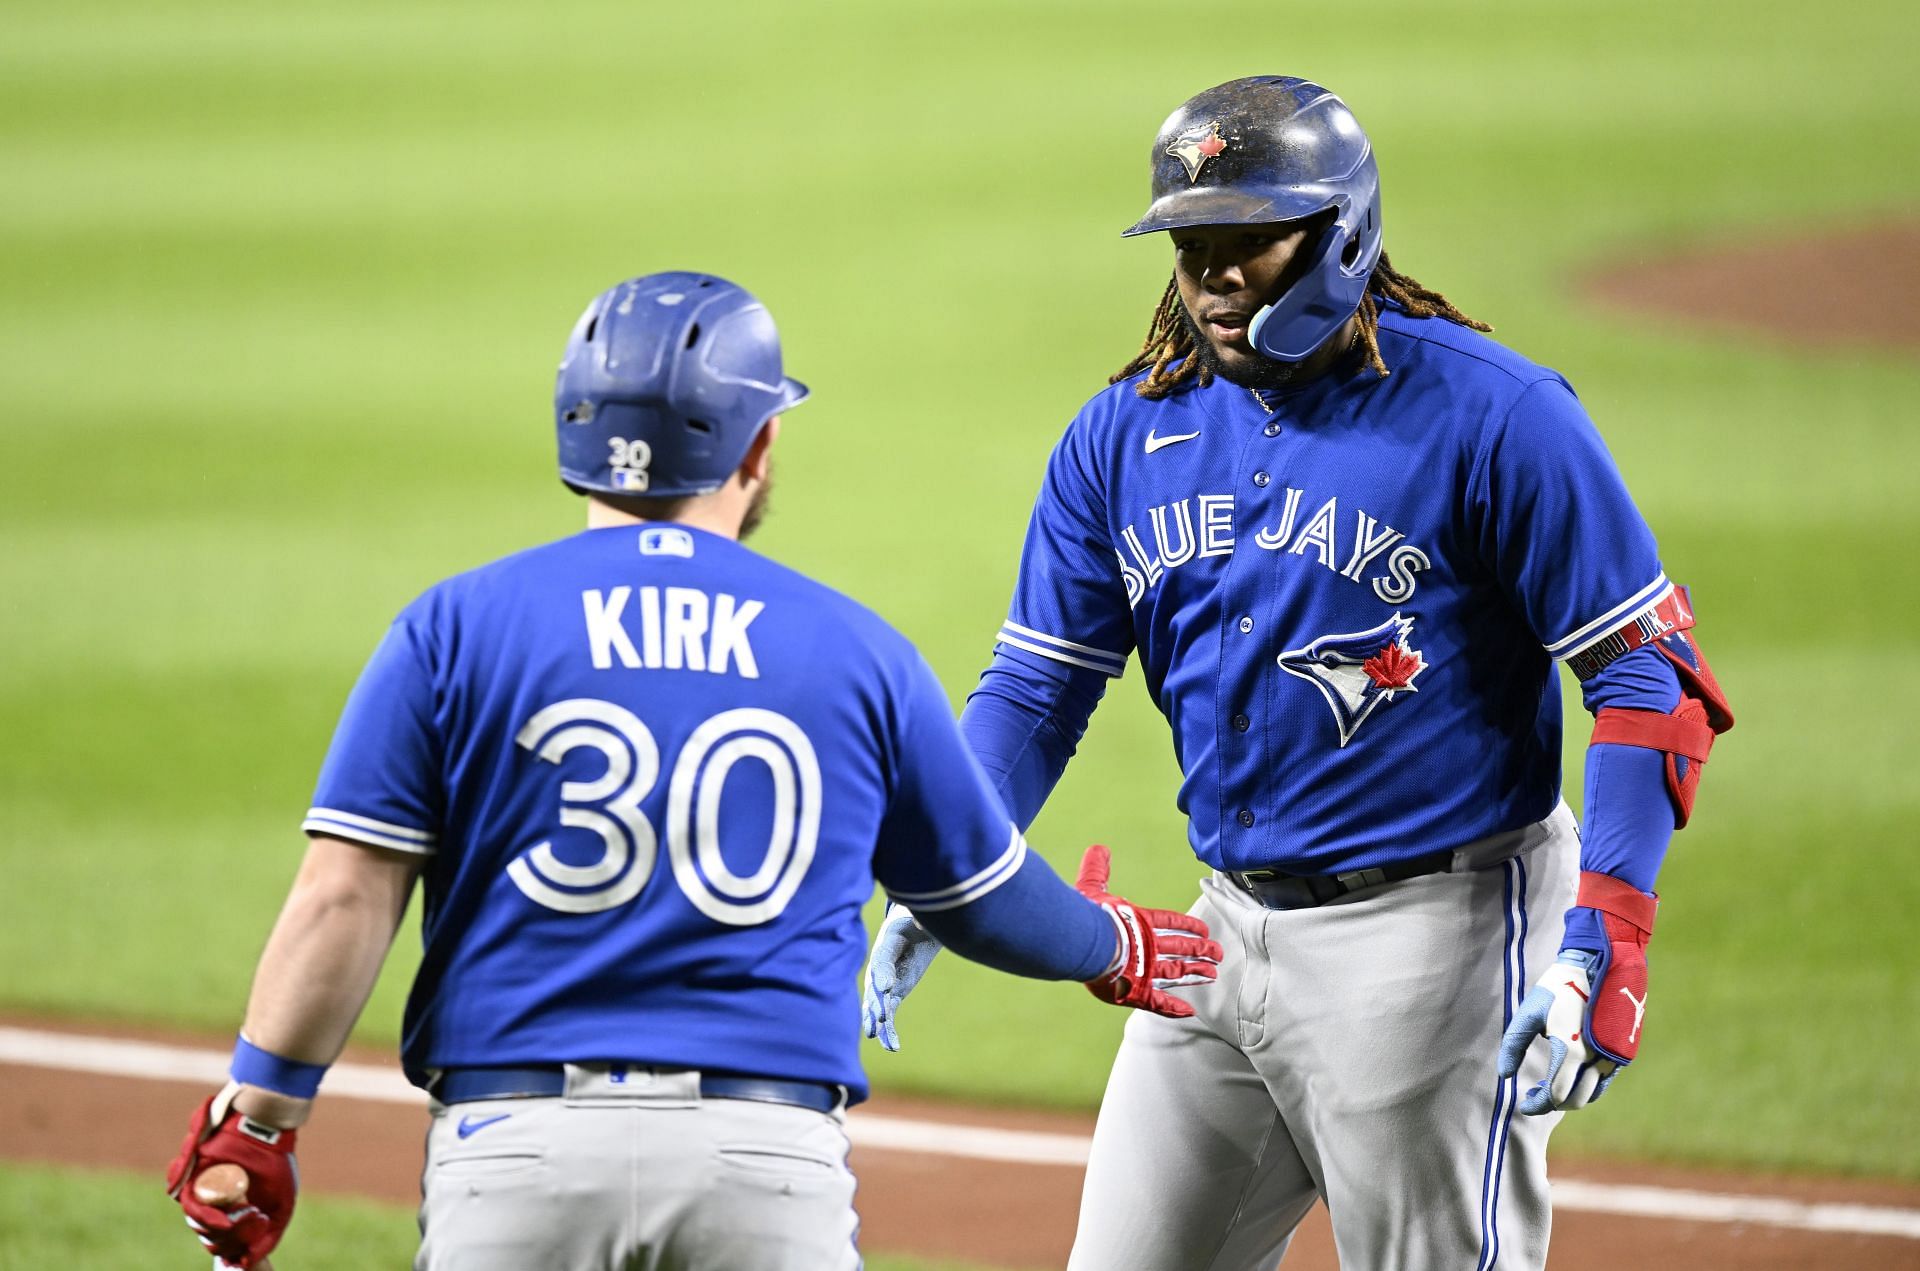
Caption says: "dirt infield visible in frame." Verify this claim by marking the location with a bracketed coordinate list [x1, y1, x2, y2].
[3, 1017, 1918, 1269]
[1582, 220, 1920, 351]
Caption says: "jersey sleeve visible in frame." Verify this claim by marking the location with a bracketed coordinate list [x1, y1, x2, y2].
[993, 416, 1135, 681]
[874, 649, 1116, 979]
[870, 650, 1033, 910]
[302, 614, 443, 855]
[1470, 378, 1670, 673]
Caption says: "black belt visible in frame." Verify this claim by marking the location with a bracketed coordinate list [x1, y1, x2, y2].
[1228, 845, 1459, 910]
[435, 1065, 844, 1114]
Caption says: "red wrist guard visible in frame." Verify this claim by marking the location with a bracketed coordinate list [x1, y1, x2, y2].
[1575, 871, 1656, 1065]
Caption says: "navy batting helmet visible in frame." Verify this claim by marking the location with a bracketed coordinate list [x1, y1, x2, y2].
[554, 272, 808, 498]
[1122, 76, 1383, 363]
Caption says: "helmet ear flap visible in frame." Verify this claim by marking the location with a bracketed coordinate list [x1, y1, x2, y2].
[1250, 219, 1372, 363]
[1341, 225, 1365, 269]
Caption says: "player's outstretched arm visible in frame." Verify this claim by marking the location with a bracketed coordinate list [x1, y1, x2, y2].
[166, 834, 422, 1269]
[868, 645, 1215, 1047]
[865, 841, 1223, 1050]
[898, 839, 1221, 1017]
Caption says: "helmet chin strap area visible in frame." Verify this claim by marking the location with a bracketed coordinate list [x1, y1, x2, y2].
[1245, 301, 1302, 363]
[1247, 226, 1369, 363]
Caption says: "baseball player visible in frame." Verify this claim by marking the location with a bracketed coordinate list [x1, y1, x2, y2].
[162, 271, 1222, 1271]
[862, 77, 1733, 1268]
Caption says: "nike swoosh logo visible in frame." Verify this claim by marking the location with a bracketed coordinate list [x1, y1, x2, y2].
[1144, 429, 1201, 454]
[456, 1113, 512, 1139]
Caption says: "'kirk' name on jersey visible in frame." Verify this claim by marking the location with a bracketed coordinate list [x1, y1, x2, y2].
[1117, 488, 1431, 608]
[581, 586, 762, 677]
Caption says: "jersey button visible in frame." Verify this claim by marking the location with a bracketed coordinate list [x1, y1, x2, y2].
[1238, 809, 1255, 828]
[1238, 615, 1254, 634]
[1252, 471, 1271, 487]
[1264, 421, 1282, 437]
[1232, 713, 1250, 732]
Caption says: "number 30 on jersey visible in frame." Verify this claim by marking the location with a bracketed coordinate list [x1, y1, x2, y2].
[506, 698, 821, 926]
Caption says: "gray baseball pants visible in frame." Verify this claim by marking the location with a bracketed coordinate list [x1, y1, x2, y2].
[416, 1065, 860, 1271]
[1067, 804, 1580, 1271]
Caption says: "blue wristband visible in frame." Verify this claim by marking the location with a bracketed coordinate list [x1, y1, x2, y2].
[1559, 905, 1609, 957]
[230, 1034, 329, 1099]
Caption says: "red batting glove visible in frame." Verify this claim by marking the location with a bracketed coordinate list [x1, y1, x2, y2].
[1576, 871, 1657, 1068]
[165, 1086, 299, 1269]
[1076, 845, 1223, 1018]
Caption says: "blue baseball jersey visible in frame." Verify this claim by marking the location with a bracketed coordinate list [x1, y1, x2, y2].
[304, 523, 1031, 1100]
[993, 304, 1670, 875]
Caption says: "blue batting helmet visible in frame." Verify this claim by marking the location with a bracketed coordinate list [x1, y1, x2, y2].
[554, 272, 808, 497]
[1122, 76, 1384, 363]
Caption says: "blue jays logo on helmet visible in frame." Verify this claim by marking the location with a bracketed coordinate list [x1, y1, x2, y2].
[1278, 613, 1426, 747]
[1123, 76, 1384, 364]
[554, 272, 808, 499]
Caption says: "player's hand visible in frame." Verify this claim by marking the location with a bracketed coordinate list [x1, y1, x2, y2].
[1499, 873, 1655, 1115]
[862, 903, 944, 1052]
[165, 1085, 299, 1269]
[1497, 945, 1649, 1114]
[1496, 952, 1618, 1113]
[1075, 845, 1223, 1018]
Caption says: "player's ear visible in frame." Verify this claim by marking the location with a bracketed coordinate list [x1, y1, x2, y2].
[741, 416, 780, 485]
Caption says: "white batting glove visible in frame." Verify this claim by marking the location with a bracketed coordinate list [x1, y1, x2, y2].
[1497, 950, 1621, 1114]
[862, 904, 944, 1052]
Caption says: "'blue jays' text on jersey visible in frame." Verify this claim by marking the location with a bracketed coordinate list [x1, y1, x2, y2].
[304, 524, 1030, 1100]
[991, 304, 1667, 875]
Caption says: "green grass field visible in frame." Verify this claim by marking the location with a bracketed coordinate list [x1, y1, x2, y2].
[3, 0, 1918, 1222]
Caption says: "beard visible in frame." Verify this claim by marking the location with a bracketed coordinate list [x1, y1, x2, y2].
[1180, 307, 1315, 393]
[739, 464, 774, 541]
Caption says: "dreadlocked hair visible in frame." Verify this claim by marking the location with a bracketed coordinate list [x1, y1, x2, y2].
[1109, 251, 1492, 399]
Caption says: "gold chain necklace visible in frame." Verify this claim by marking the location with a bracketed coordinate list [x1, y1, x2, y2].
[1245, 327, 1361, 415]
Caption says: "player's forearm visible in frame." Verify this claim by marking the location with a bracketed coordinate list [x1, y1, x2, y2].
[961, 648, 1106, 828]
[910, 849, 1116, 981]
[232, 836, 419, 1124]
[1575, 743, 1673, 892]
[1566, 647, 1683, 950]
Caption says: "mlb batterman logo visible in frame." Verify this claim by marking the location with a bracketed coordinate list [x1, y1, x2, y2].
[1167, 121, 1228, 182]
[1278, 613, 1427, 747]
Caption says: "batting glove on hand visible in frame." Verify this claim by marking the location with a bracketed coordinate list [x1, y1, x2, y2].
[862, 903, 944, 1052]
[1076, 845, 1223, 1018]
[165, 1083, 299, 1269]
[1498, 873, 1655, 1115]
[1496, 951, 1622, 1113]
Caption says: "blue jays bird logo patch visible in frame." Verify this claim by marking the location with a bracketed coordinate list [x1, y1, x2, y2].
[1166, 121, 1227, 182]
[1279, 614, 1427, 747]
